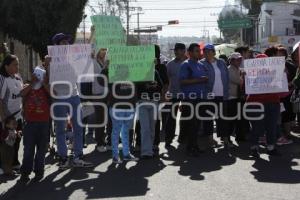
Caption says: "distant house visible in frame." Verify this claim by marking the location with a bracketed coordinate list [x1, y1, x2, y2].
[258, 1, 300, 53]
[75, 31, 91, 44]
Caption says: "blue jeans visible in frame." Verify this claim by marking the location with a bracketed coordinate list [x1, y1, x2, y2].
[21, 122, 49, 175]
[109, 108, 135, 159]
[249, 103, 280, 147]
[138, 102, 158, 156]
[53, 95, 83, 159]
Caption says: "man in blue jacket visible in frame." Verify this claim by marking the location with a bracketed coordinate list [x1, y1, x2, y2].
[179, 43, 209, 156]
[200, 44, 231, 147]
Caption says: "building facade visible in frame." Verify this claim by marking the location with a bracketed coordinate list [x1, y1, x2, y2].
[258, 1, 300, 53]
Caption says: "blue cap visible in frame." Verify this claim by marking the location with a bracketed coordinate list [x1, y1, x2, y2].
[52, 33, 72, 45]
[204, 44, 215, 51]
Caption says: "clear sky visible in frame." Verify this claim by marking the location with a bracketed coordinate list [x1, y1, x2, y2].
[83, 0, 237, 37]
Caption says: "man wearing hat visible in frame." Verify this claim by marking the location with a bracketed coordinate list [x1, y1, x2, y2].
[165, 43, 187, 147]
[200, 44, 230, 147]
[227, 52, 244, 144]
[45, 33, 93, 169]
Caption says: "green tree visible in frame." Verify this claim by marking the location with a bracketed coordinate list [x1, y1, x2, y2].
[218, 7, 246, 43]
[0, 0, 88, 57]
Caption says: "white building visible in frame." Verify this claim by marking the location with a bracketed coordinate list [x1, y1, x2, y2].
[258, 1, 300, 53]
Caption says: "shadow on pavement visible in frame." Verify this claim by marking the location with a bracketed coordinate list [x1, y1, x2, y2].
[0, 149, 166, 200]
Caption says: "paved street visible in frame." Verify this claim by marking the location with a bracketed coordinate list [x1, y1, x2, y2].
[1, 132, 300, 200]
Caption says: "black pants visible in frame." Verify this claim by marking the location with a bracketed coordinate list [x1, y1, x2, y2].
[154, 119, 160, 146]
[235, 100, 250, 141]
[282, 95, 296, 123]
[181, 100, 201, 151]
[94, 98, 109, 147]
[0, 142, 14, 174]
[14, 119, 23, 166]
[165, 99, 180, 144]
[21, 122, 49, 175]
[227, 99, 240, 137]
[201, 98, 228, 138]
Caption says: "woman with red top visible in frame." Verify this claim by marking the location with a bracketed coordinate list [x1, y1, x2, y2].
[247, 54, 282, 158]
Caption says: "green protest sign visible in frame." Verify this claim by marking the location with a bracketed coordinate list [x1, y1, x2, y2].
[108, 45, 155, 83]
[91, 15, 126, 50]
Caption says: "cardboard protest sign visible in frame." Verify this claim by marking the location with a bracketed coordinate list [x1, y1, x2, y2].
[91, 15, 126, 51]
[48, 44, 94, 85]
[244, 57, 288, 94]
[108, 45, 155, 83]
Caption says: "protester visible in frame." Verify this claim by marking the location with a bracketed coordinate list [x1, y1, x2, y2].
[227, 52, 244, 143]
[201, 44, 230, 147]
[136, 52, 164, 159]
[179, 43, 209, 156]
[93, 48, 111, 153]
[0, 115, 18, 175]
[290, 42, 300, 130]
[79, 52, 94, 149]
[108, 82, 138, 164]
[153, 45, 169, 152]
[234, 46, 251, 141]
[247, 54, 281, 158]
[165, 43, 187, 147]
[219, 54, 229, 66]
[48, 33, 93, 169]
[234, 46, 251, 63]
[276, 46, 295, 145]
[20, 61, 51, 182]
[0, 54, 23, 171]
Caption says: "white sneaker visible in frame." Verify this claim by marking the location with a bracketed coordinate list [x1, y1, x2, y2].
[72, 158, 94, 168]
[0, 168, 4, 175]
[97, 145, 107, 153]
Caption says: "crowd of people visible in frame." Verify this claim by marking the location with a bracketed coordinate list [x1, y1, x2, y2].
[0, 33, 299, 183]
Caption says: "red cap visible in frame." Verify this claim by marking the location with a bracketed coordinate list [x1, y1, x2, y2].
[255, 54, 268, 58]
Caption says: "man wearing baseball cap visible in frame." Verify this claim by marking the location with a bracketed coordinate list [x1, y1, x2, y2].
[165, 43, 187, 147]
[200, 44, 230, 148]
[227, 52, 244, 144]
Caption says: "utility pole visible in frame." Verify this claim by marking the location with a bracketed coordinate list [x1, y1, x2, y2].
[83, 14, 87, 44]
[132, 9, 144, 45]
[240, 3, 244, 45]
[137, 12, 141, 44]
[126, 0, 130, 44]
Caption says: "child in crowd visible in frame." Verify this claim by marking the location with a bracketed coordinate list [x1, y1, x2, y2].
[0, 115, 19, 175]
[20, 65, 51, 182]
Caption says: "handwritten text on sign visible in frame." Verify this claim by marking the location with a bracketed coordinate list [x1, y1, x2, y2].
[91, 15, 126, 51]
[48, 44, 94, 84]
[108, 45, 155, 83]
[244, 57, 288, 94]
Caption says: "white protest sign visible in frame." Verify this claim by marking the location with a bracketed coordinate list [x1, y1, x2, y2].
[48, 44, 94, 85]
[244, 57, 289, 94]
